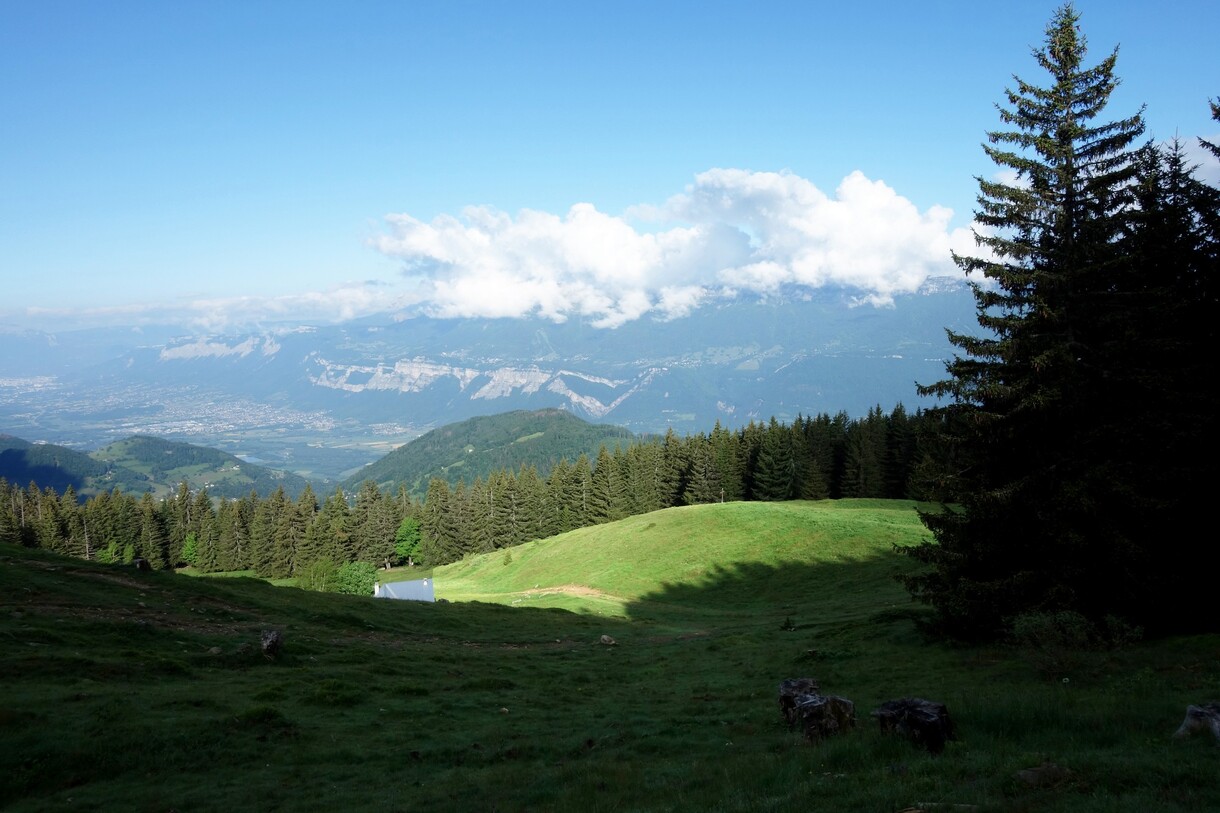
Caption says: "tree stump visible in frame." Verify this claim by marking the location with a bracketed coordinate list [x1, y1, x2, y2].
[778, 677, 820, 728]
[792, 693, 856, 742]
[260, 629, 284, 659]
[1173, 703, 1220, 743]
[871, 698, 956, 754]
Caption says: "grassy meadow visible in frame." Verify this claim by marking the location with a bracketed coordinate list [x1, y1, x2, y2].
[2, 499, 1218, 811]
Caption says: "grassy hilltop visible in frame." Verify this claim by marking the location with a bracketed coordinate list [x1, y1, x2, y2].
[2, 500, 1218, 811]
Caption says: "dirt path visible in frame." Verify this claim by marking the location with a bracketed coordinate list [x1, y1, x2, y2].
[516, 583, 622, 601]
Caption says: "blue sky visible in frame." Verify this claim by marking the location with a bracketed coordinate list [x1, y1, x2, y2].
[2, 1, 1217, 331]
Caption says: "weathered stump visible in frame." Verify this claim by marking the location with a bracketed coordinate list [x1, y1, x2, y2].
[792, 693, 856, 742]
[260, 629, 284, 659]
[1173, 703, 1220, 743]
[871, 698, 955, 754]
[778, 677, 820, 728]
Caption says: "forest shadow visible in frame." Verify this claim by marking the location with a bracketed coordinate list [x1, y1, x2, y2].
[622, 544, 926, 632]
[0, 448, 87, 493]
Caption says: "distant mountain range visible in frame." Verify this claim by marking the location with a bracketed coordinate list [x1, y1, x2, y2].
[0, 279, 976, 480]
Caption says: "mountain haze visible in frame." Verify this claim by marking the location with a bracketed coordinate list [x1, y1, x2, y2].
[0, 281, 974, 480]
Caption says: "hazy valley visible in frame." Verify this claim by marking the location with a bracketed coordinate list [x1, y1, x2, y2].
[0, 281, 973, 482]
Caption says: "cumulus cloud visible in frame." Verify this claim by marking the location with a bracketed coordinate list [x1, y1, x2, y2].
[375, 169, 975, 327]
[8, 169, 981, 333]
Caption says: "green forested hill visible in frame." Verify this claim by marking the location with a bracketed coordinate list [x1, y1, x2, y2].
[89, 435, 314, 499]
[0, 434, 150, 494]
[342, 408, 634, 495]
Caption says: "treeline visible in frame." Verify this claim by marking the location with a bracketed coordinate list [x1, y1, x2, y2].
[0, 405, 937, 577]
[416, 406, 932, 565]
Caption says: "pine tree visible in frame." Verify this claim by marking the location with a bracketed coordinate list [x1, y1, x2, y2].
[215, 498, 241, 571]
[1201, 98, 1220, 161]
[710, 422, 746, 502]
[58, 487, 88, 558]
[166, 481, 192, 565]
[311, 486, 351, 564]
[589, 446, 621, 523]
[752, 419, 797, 501]
[252, 487, 288, 577]
[515, 464, 545, 542]
[345, 481, 383, 563]
[231, 493, 256, 570]
[542, 458, 573, 537]
[883, 404, 918, 499]
[0, 479, 21, 547]
[137, 492, 169, 568]
[569, 454, 593, 528]
[419, 478, 461, 566]
[903, 4, 1149, 639]
[842, 407, 887, 498]
[194, 503, 221, 572]
[34, 486, 67, 555]
[658, 429, 690, 508]
[465, 476, 493, 553]
[684, 435, 721, 505]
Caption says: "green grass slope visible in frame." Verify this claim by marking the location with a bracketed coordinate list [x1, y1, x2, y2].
[342, 408, 634, 496]
[432, 499, 922, 626]
[2, 501, 1218, 812]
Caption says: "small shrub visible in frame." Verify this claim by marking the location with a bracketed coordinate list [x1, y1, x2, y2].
[1007, 610, 1142, 676]
[299, 558, 338, 592]
[335, 561, 378, 595]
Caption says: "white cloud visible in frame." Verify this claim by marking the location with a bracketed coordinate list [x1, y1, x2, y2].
[375, 168, 972, 326]
[18, 282, 406, 333]
[8, 169, 979, 333]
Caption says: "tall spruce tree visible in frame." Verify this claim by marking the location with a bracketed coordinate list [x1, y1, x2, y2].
[902, 5, 1150, 639]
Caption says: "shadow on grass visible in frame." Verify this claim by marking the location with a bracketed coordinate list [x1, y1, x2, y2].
[623, 545, 928, 632]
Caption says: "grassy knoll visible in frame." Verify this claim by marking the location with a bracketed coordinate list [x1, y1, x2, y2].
[430, 500, 922, 625]
[2, 500, 1218, 812]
